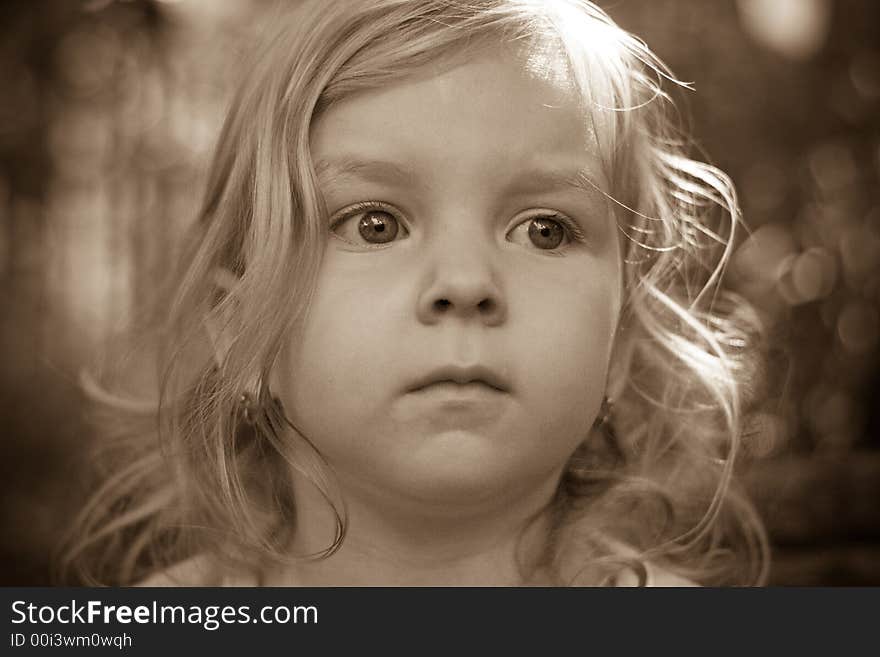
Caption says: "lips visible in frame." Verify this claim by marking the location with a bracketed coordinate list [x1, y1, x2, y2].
[408, 364, 510, 394]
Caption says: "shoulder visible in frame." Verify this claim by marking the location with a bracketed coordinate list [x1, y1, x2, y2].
[609, 562, 700, 587]
[134, 556, 218, 587]
[134, 555, 258, 587]
[646, 564, 700, 587]
[597, 536, 701, 587]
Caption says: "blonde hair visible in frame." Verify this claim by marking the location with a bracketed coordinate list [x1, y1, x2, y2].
[59, 0, 769, 586]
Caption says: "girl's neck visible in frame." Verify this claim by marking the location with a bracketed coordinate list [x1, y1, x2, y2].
[264, 471, 563, 586]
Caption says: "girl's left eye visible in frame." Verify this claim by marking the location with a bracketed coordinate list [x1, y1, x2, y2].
[330, 202, 408, 247]
[506, 213, 582, 252]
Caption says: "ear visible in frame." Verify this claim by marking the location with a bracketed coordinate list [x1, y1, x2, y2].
[204, 267, 242, 369]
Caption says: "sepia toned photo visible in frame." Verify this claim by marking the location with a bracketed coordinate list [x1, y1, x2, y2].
[2, 0, 878, 588]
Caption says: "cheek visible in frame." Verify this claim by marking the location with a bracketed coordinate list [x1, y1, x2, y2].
[276, 259, 402, 453]
[292, 250, 394, 365]
[513, 265, 618, 436]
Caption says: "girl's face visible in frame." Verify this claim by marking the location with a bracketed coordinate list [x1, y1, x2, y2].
[277, 46, 622, 512]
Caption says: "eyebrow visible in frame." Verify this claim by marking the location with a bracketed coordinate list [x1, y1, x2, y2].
[315, 156, 422, 190]
[314, 156, 606, 204]
[505, 167, 606, 204]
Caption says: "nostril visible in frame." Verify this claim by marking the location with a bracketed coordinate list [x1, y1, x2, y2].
[422, 294, 504, 325]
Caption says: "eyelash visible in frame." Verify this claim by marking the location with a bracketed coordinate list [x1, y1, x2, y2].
[329, 201, 586, 252]
[331, 200, 400, 223]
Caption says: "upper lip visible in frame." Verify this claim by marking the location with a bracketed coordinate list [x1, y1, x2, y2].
[409, 364, 510, 393]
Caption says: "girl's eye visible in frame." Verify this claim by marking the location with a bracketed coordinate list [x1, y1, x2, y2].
[330, 202, 408, 246]
[507, 214, 578, 251]
[357, 210, 399, 243]
[527, 217, 565, 249]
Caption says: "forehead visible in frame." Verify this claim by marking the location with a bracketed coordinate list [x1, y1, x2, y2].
[310, 44, 604, 181]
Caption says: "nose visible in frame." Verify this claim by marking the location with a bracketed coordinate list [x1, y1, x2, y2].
[415, 238, 508, 327]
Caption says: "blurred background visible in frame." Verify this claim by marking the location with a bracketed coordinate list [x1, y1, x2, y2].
[1, 0, 878, 585]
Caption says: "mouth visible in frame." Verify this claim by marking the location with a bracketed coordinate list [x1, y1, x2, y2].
[408, 364, 510, 394]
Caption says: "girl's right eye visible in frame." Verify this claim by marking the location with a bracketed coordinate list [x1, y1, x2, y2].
[330, 202, 408, 247]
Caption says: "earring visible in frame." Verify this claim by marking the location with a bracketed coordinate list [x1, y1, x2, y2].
[594, 396, 614, 429]
[595, 396, 624, 461]
[236, 391, 284, 426]
[237, 392, 260, 425]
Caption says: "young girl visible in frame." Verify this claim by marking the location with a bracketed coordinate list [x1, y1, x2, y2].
[61, 0, 769, 587]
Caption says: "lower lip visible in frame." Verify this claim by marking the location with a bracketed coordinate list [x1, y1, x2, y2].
[401, 382, 509, 429]
[409, 381, 506, 402]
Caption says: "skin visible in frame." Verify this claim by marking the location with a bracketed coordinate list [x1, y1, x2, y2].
[270, 45, 623, 585]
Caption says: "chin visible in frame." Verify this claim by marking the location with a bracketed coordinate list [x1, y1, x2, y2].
[383, 442, 553, 511]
